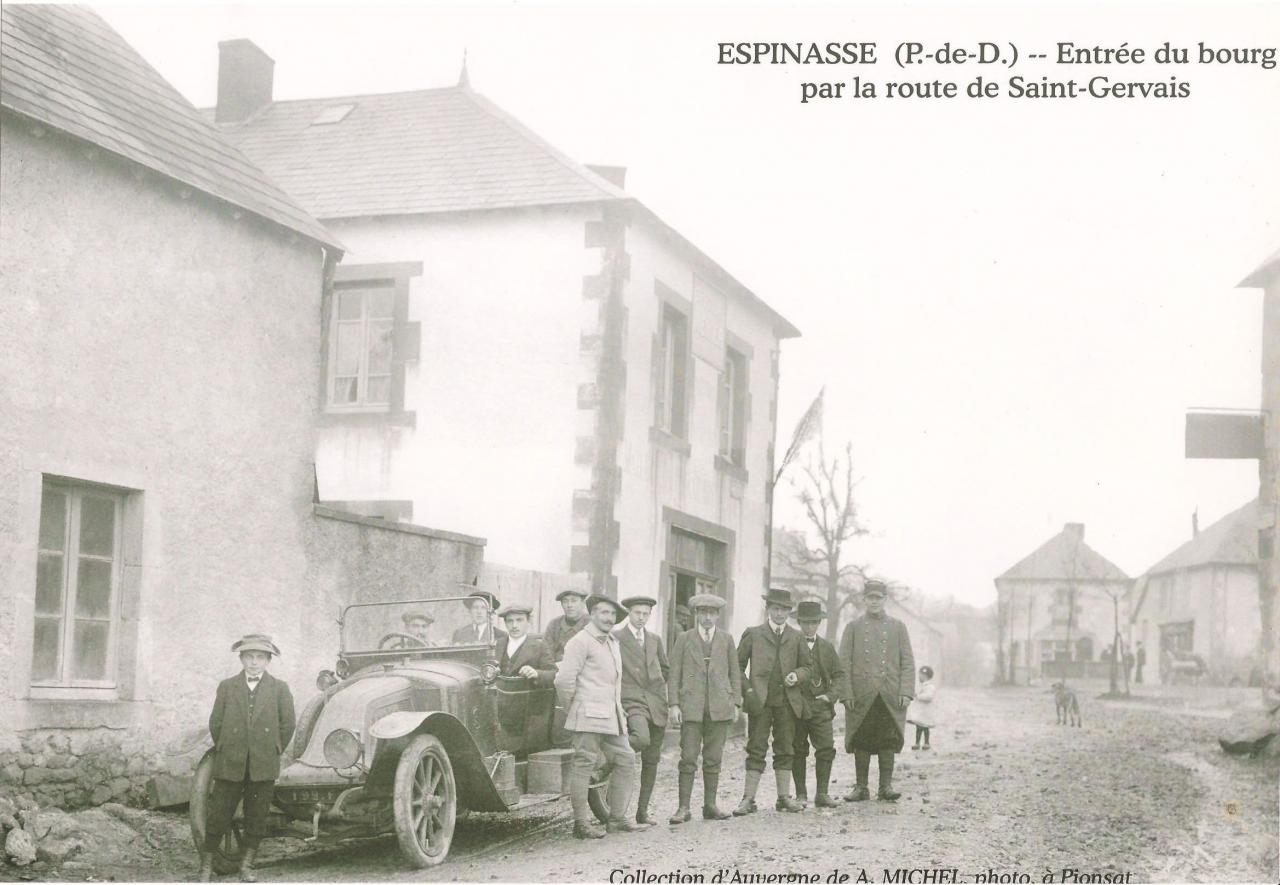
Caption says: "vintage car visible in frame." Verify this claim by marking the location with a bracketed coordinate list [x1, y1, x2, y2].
[190, 596, 609, 870]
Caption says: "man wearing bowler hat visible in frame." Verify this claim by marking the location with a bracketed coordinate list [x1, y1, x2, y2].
[667, 593, 740, 824]
[735, 587, 811, 815]
[494, 603, 556, 685]
[554, 594, 648, 839]
[792, 598, 849, 809]
[200, 634, 295, 883]
[545, 588, 589, 661]
[613, 594, 669, 824]
[451, 591, 506, 645]
[839, 579, 915, 802]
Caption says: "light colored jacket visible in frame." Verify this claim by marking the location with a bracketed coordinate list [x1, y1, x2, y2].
[554, 622, 626, 735]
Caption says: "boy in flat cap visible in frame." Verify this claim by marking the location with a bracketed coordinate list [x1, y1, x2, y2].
[200, 635, 295, 882]
[494, 604, 556, 686]
[554, 594, 647, 839]
[735, 587, 811, 815]
[613, 594, 669, 824]
[839, 580, 915, 802]
[667, 593, 740, 824]
[451, 591, 506, 645]
[545, 588, 588, 661]
[792, 599, 849, 808]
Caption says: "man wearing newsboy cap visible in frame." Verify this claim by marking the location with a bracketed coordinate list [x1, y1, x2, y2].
[199, 635, 295, 882]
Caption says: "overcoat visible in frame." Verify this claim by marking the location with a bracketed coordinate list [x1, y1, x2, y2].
[738, 623, 812, 718]
[667, 627, 742, 722]
[799, 634, 850, 720]
[495, 634, 557, 688]
[209, 671, 296, 782]
[839, 613, 915, 749]
[554, 623, 627, 735]
[613, 625, 670, 727]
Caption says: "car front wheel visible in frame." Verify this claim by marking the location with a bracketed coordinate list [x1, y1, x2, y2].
[393, 734, 457, 867]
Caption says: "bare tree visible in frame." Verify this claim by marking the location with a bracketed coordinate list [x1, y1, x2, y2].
[1100, 582, 1130, 697]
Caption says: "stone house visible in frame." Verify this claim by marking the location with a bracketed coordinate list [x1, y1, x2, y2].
[207, 42, 800, 643]
[1128, 499, 1261, 685]
[995, 523, 1132, 683]
[0, 6, 484, 809]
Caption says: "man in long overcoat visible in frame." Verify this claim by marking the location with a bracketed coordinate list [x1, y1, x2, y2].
[667, 593, 741, 823]
[735, 587, 811, 815]
[202, 634, 295, 882]
[613, 594, 669, 824]
[793, 599, 849, 808]
[554, 594, 650, 839]
[494, 604, 556, 686]
[839, 580, 915, 801]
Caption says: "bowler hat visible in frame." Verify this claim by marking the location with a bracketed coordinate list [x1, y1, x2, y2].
[585, 594, 627, 619]
[556, 588, 587, 603]
[861, 580, 888, 597]
[498, 603, 534, 620]
[465, 591, 501, 612]
[688, 593, 725, 611]
[401, 610, 435, 626]
[620, 595, 657, 610]
[795, 599, 826, 621]
[761, 587, 795, 609]
[231, 634, 280, 656]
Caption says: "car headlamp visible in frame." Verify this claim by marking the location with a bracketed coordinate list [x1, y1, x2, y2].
[335, 657, 350, 679]
[480, 661, 499, 685]
[323, 728, 362, 769]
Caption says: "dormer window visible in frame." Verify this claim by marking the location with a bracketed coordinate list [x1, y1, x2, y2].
[311, 104, 355, 126]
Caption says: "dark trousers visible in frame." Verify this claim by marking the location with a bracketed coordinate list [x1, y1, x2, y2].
[745, 702, 796, 772]
[205, 778, 274, 851]
[627, 713, 665, 817]
[1136, 664, 1144, 684]
[678, 716, 730, 776]
[793, 708, 835, 795]
[912, 725, 931, 747]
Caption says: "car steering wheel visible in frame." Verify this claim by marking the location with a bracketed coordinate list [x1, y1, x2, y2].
[378, 632, 429, 650]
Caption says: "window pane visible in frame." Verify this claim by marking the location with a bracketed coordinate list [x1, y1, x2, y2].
[31, 618, 62, 681]
[367, 289, 395, 319]
[332, 377, 358, 404]
[366, 375, 391, 405]
[79, 496, 116, 557]
[335, 323, 362, 375]
[367, 321, 393, 374]
[76, 559, 113, 618]
[71, 621, 109, 680]
[39, 489, 67, 551]
[337, 290, 362, 320]
[35, 553, 64, 615]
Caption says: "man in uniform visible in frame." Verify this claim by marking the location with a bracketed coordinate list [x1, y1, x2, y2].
[451, 591, 506, 645]
[495, 603, 556, 685]
[735, 587, 811, 815]
[667, 593, 740, 824]
[614, 594, 669, 824]
[555, 594, 649, 839]
[545, 588, 589, 660]
[200, 634, 296, 883]
[839, 580, 914, 802]
[792, 599, 848, 809]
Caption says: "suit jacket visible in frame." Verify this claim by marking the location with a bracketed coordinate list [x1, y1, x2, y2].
[450, 622, 507, 645]
[738, 623, 811, 719]
[209, 671, 296, 782]
[667, 627, 742, 722]
[613, 624, 669, 727]
[554, 623, 627, 735]
[495, 633, 556, 688]
[545, 615, 587, 661]
[839, 613, 915, 745]
[798, 634, 850, 720]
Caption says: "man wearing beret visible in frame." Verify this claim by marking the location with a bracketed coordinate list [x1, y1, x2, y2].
[200, 634, 295, 882]
[667, 593, 740, 824]
[735, 587, 811, 815]
[451, 591, 506, 645]
[495, 604, 556, 686]
[839, 580, 915, 802]
[545, 588, 589, 661]
[792, 599, 849, 809]
[613, 594, 669, 825]
[554, 594, 649, 839]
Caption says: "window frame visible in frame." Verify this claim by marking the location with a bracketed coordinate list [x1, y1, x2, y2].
[718, 346, 749, 465]
[654, 302, 690, 438]
[326, 283, 396, 411]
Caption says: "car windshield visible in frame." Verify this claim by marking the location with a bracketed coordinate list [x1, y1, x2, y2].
[341, 597, 495, 653]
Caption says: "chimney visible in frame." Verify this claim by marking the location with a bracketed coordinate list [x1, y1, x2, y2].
[586, 165, 627, 189]
[216, 39, 274, 123]
[1064, 523, 1085, 542]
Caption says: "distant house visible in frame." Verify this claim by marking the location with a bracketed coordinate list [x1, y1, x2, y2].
[208, 42, 800, 642]
[0, 6, 483, 809]
[1129, 500, 1261, 686]
[995, 523, 1132, 683]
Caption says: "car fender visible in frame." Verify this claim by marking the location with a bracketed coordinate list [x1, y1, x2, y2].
[368, 711, 510, 813]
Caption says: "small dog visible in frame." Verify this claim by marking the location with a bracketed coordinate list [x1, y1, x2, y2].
[1053, 681, 1081, 727]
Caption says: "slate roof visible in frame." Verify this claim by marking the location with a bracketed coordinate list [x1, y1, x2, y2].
[996, 526, 1130, 583]
[1146, 499, 1258, 575]
[0, 5, 339, 250]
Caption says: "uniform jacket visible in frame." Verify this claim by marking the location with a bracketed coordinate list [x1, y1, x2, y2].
[208, 671, 296, 782]
[450, 622, 507, 645]
[907, 680, 937, 729]
[738, 623, 812, 718]
[545, 614, 587, 661]
[495, 633, 557, 688]
[554, 623, 627, 735]
[667, 627, 742, 722]
[613, 623, 670, 727]
[839, 613, 915, 742]
[798, 634, 850, 721]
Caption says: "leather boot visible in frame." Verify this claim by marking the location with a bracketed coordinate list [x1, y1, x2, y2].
[636, 762, 658, 824]
[792, 758, 808, 806]
[574, 820, 606, 839]
[877, 751, 900, 801]
[197, 849, 213, 883]
[670, 770, 694, 824]
[814, 758, 839, 808]
[774, 769, 804, 812]
[702, 772, 731, 820]
[733, 769, 761, 816]
[844, 751, 871, 802]
[238, 846, 258, 883]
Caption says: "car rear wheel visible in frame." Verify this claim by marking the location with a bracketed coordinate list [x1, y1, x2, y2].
[393, 734, 457, 867]
[189, 751, 243, 876]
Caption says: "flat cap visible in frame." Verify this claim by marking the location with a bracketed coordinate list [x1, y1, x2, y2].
[231, 634, 280, 656]
[498, 603, 534, 619]
[688, 593, 725, 611]
[620, 595, 658, 609]
[556, 588, 587, 602]
[401, 610, 435, 625]
[585, 594, 627, 618]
